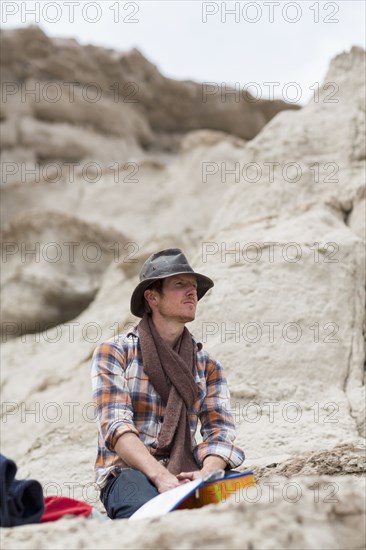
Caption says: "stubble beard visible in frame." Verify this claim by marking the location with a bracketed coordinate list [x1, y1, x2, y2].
[161, 309, 196, 324]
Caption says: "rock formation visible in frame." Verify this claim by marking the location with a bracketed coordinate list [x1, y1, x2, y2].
[1, 25, 298, 153]
[1, 211, 129, 336]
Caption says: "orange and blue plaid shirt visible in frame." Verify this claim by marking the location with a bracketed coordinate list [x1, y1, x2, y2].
[91, 327, 244, 488]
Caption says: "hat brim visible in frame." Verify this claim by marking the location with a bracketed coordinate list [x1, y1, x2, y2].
[130, 271, 214, 318]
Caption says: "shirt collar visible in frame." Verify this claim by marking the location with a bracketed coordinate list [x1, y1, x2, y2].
[126, 326, 203, 352]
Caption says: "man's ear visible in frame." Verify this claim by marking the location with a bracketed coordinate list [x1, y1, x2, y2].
[144, 288, 157, 306]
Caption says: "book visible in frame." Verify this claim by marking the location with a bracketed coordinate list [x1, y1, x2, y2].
[129, 470, 256, 520]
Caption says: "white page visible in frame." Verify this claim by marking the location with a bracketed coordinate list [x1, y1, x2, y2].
[129, 478, 203, 521]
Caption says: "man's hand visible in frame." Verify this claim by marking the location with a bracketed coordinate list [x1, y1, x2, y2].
[150, 470, 186, 493]
[115, 433, 190, 493]
[176, 470, 203, 482]
[177, 455, 228, 482]
[176, 468, 217, 482]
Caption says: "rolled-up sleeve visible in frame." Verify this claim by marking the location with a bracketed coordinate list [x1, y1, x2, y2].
[194, 357, 245, 469]
[91, 341, 139, 451]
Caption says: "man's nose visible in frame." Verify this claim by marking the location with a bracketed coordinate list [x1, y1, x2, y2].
[187, 285, 197, 297]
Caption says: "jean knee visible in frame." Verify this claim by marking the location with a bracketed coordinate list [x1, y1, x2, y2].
[104, 469, 158, 519]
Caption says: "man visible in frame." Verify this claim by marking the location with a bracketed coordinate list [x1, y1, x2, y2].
[91, 248, 244, 519]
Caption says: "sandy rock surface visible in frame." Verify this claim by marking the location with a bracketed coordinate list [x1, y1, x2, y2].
[0, 26, 365, 550]
[1, 211, 129, 336]
[1, 476, 365, 550]
[1, 26, 298, 148]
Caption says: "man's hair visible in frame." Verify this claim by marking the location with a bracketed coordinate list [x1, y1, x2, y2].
[144, 279, 164, 314]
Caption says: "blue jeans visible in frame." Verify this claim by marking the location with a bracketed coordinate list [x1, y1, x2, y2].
[100, 469, 158, 519]
[100, 468, 241, 519]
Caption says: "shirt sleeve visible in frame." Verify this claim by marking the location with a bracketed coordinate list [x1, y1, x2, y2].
[193, 355, 245, 469]
[91, 340, 139, 452]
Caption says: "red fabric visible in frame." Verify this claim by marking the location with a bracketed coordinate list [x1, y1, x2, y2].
[41, 496, 92, 522]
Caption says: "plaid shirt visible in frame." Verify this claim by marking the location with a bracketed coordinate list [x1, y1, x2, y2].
[91, 327, 244, 488]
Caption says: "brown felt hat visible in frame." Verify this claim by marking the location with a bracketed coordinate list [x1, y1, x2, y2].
[130, 248, 214, 318]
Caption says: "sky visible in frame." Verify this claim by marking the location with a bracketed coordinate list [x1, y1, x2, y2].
[1, 1, 365, 104]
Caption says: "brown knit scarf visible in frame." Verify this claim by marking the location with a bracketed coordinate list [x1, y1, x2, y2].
[138, 313, 199, 475]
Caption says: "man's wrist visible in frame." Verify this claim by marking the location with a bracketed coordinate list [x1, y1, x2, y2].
[201, 455, 228, 472]
[146, 462, 169, 483]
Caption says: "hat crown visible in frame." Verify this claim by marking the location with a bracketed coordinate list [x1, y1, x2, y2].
[140, 248, 193, 281]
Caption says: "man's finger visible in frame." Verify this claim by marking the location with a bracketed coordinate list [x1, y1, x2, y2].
[177, 473, 195, 482]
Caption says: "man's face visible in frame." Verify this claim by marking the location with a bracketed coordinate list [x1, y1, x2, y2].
[149, 274, 198, 323]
